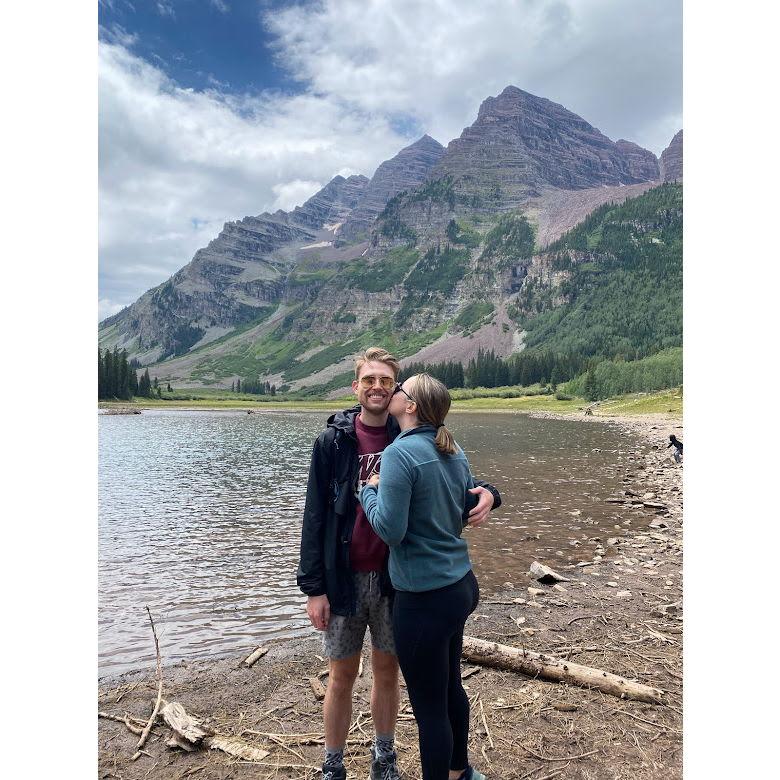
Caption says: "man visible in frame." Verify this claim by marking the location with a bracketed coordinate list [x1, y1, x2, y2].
[298, 347, 501, 780]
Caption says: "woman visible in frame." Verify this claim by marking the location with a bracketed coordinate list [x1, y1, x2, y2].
[359, 373, 487, 780]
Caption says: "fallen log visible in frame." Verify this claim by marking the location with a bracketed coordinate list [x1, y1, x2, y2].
[242, 645, 269, 667]
[161, 700, 270, 761]
[461, 636, 666, 704]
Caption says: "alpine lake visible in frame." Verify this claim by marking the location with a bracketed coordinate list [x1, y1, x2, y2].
[99, 408, 644, 677]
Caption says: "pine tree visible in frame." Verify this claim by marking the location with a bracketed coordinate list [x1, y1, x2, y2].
[111, 347, 121, 397]
[452, 362, 464, 389]
[583, 370, 597, 401]
[139, 369, 151, 398]
[129, 367, 138, 397]
[104, 349, 115, 398]
[167, 383, 172, 392]
[236, 378, 241, 393]
[118, 350, 130, 400]
[98, 348, 105, 399]
[152, 376, 158, 389]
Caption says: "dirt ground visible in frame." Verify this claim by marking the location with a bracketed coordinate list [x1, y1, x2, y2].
[98, 413, 683, 780]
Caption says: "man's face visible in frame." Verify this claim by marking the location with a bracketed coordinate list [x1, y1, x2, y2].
[352, 360, 396, 414]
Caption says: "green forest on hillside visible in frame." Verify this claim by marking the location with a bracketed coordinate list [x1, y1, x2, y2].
[514, 183, 682, 360]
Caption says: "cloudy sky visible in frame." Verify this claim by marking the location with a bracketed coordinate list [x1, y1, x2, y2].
[98, 0, 682, 320]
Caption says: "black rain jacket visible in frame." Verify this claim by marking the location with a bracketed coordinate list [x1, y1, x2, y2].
[296, 405, 502, 616]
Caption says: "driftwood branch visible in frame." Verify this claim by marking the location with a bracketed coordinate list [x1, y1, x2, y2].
[98, 711, 148, 737]
[132, 606, 164, 760]
[461, 636, 666, 704]
[242, 646, 269, 667]
[161, 700, 270, 761]
[308, 676, 327, 701]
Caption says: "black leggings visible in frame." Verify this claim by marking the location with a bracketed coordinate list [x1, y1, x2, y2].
[392, 571, 480, 780]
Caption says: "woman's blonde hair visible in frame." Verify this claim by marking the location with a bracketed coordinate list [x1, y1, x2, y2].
[409, 373, 457, 455]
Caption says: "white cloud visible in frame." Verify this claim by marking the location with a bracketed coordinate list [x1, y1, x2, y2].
[99, 41, 407, 312]
[210, 0, 229, 13]
[99, 0, 681, 316]
[99, 298, 126, 321]
[266, 0, 681, 155]
[271, 180, 323, 211]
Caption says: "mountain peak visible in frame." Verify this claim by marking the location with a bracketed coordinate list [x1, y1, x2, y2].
[432, 87, 659, 201]
[659, 130, 683, 182]
[410, 134, 444, 149]
[290, 173, 369, 230]
[338, 134, 446, 241]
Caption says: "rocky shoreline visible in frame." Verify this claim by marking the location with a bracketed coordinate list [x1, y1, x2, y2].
[98, 412, 683, 780]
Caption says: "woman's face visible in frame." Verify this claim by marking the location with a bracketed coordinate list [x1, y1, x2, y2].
[389, 377, 417, 419]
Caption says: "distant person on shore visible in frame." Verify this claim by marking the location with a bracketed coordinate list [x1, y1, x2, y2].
[297, 348, 501, 780]
[668, 434, 683, 463]
[359, 373, 487, 780]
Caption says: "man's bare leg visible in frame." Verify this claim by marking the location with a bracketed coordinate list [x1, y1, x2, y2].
[370, 647, 400, 735]
[324, 652, 361, 751]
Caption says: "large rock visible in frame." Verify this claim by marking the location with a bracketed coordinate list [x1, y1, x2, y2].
[659, 130, 683, 182]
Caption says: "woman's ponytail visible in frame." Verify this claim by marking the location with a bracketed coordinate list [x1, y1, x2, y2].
[411, 374, 457, 455]
[434, 424, 457, 455]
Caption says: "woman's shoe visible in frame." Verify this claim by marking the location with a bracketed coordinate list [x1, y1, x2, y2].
[455, 767, 486, 780]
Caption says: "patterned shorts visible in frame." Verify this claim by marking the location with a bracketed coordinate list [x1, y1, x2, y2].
[323, 571, 396, 660]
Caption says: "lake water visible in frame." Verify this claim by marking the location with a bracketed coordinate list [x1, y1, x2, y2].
[98, 409, 642, 677]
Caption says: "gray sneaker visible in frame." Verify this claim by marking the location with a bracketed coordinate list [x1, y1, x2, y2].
[370, 747, 401, 780]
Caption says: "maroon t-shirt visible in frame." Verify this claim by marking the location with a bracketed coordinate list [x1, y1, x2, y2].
[350, 415, 390, 572]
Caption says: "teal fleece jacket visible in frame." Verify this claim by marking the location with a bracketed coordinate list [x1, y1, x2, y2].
[359, 424, 475, 592]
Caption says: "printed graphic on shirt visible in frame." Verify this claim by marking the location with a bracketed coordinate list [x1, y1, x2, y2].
[356, 451, 382, 494]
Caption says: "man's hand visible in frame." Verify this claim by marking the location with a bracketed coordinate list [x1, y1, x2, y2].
[366, 474, 380, 487]
[466, 486, 493, 527]
[306, 594, 331, 631]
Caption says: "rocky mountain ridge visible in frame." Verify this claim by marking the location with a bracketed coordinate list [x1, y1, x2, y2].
[338, 134, 445, 242]
[428, 86, 660, 207]
[100, 174, 369, 363]
[659, 130, 683, 182]
[99, 85, 682, 390]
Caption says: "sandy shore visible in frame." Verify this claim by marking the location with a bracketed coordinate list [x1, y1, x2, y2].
[98, 412, 683, 780]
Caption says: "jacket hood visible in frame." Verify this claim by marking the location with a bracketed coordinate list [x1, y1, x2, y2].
[326, 405, 361, 433]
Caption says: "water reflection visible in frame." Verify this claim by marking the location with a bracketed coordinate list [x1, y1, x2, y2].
[99, 409, 641, 676]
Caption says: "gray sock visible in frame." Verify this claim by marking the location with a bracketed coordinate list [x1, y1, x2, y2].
[324, 746, 344, 767]
[374, 734, 395, 758]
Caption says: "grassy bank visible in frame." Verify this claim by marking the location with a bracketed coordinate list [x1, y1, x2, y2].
[99, 397, 346, 411]
[100, 388, 682, 416]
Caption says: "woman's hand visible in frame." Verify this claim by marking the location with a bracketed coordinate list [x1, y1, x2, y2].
[366, 474, 380, 488]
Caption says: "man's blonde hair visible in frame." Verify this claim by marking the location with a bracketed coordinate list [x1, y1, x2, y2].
[354, 347, 400, 380]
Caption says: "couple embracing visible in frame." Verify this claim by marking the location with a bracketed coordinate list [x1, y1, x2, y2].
[298, 348, 502, 780]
